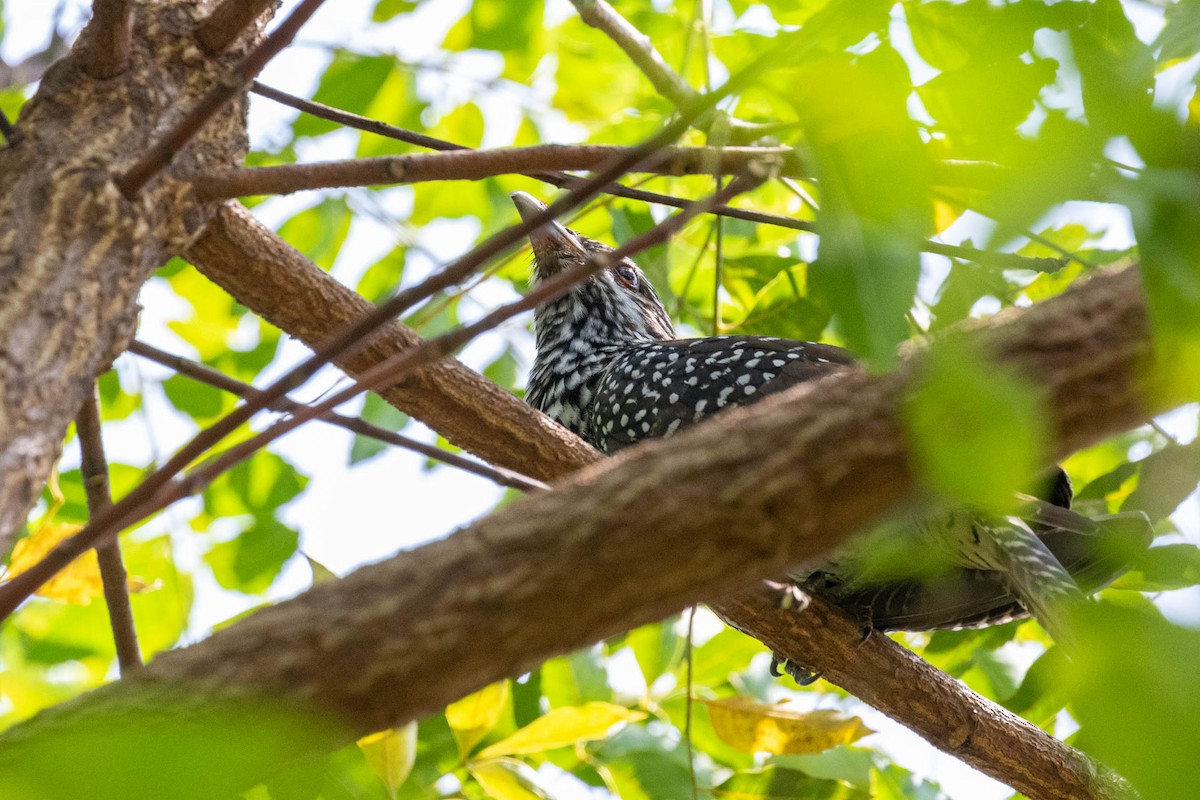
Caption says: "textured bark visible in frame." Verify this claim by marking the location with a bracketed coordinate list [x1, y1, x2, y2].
[710, 587, 1132, 800]
[0, 265, 1153, 800]
[185, 202, 599, 482]
[0, 0, 260, 555]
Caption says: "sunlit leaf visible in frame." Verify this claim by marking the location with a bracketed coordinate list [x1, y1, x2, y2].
[358, 722, 418, 797]
[4, 523, 102, 604]
[478, 702, 645, 758]
[905, 338, 1047, 513]
[715, 765, 869, 799]
[446, 681, 510, 757]
[703, 698, 872, 756]
[468, 757, 552, 800]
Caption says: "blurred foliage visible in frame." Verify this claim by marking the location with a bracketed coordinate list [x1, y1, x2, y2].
[1, 0, 1200, 798]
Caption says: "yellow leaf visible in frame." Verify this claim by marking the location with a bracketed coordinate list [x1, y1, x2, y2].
[358, 722, 418, 798]
[702, 697, 872, 755]
[477, 702, 645, 759]
[932, 198, 964, 234]
[445, 681, 510, 757]
[469, 758, 551, 800]
[4, 523, 102, 604]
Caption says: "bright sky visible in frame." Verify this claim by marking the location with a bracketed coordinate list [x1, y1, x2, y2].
[5, 3, 1199, 799]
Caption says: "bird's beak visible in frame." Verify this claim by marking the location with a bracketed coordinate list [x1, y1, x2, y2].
[510, 192, 585, 275]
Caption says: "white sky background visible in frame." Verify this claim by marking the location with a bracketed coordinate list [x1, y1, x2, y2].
[5, 2, 1200, 799]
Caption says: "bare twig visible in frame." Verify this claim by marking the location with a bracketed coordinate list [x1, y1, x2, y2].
[196, 0, 278, 55]
[248, 82, 1068, 273]
[115, 0, 329, 197]
[128, 340, 546, 492]
[188, 144, 796, 200]
[76, 388, 142, 674]
[79, 0, 133, 79]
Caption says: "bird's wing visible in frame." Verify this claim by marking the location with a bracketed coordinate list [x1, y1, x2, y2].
[593, 336, 855, 453]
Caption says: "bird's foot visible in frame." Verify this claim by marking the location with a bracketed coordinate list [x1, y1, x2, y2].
[764, 580, 811, 614]
[769, 655, 821, 686]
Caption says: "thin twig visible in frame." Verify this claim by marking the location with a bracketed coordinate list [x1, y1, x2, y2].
[187, 144, 797, 200]
[249, 82, 1068, 273]
[196, 0, 278, 55]
[0, 77, 757, 619]
[115, 0, 329, 198]
[128, 340, 546, 492]
[569, 0, 766, 139]
[684, 606, 698, 800]
[79, 0, 132, 79]
[76, 388, 142, 674]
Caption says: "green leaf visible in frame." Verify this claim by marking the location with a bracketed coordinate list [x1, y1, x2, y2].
[445, 681, 510, 758]
[163, 373, 227, 419]
[468, 758, 552, 800]
[293, 54, 395, 138]
[715, 765, 869, 800]
[203, 519, 300, 595]
[276, 197, 353, 270]
[799, 47, 930, 368]
[1122, 441, 1200, 520]
[1070, 604, 1200, 800]
[477, 702, 645, 758]
[204, 451, 308, 518]
[372, 0, 418, 22]
[1112, 543, 1200, 592]
[358, 722, 419, 797]
[350, 393, 410, 465]
[905, 338, 1048, 513]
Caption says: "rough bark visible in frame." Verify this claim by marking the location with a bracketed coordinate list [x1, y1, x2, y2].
[0, 0, 260, 556]
[185, 202, 598, 482]
[0, 264, 1153, 800]
[710, 587, 1132, 800]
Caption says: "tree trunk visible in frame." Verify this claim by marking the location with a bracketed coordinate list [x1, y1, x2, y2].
[0, 0, 256, 555]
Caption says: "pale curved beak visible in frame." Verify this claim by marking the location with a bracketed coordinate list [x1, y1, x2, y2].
[509, 191, 575, 249]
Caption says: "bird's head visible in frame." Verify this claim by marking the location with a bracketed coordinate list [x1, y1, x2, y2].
[510, 191, 674, 345]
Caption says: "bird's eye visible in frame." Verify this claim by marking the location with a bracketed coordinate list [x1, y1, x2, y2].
[615, 264, 639, 289]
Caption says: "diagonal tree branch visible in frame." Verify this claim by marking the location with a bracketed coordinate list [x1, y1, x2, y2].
[0, 253, 1154, 800]
[710, 587, 1132, 800]
[127, 340, 546, 492]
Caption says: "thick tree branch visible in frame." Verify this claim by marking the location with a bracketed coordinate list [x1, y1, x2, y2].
[710, 587, 1132, 800]
[76, 388, 142, 674]
[188, 144, 797, 200]
[196, 0, 279, 55]
[78, 0, 132, 79]
[187, 204, 599, 481]
[0, 264, 1155, 800]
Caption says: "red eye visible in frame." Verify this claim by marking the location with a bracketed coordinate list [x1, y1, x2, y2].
[615, 264, 639, 289]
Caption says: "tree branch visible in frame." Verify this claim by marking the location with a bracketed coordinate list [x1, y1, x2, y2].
[187, 145, 797, 200]
[78, 0, 132, 79]
[76, 387, 142, 674]
[710, 587, 1132, 800]
[127, 340, 546, 492]
[196, 0, 279, 56]
[115, 0, 328, 197]
[0, 263, 1155, 800]
[248, 81, 1067, 273]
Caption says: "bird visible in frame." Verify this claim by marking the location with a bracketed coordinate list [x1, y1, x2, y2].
[510, 191, 1152, 682]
